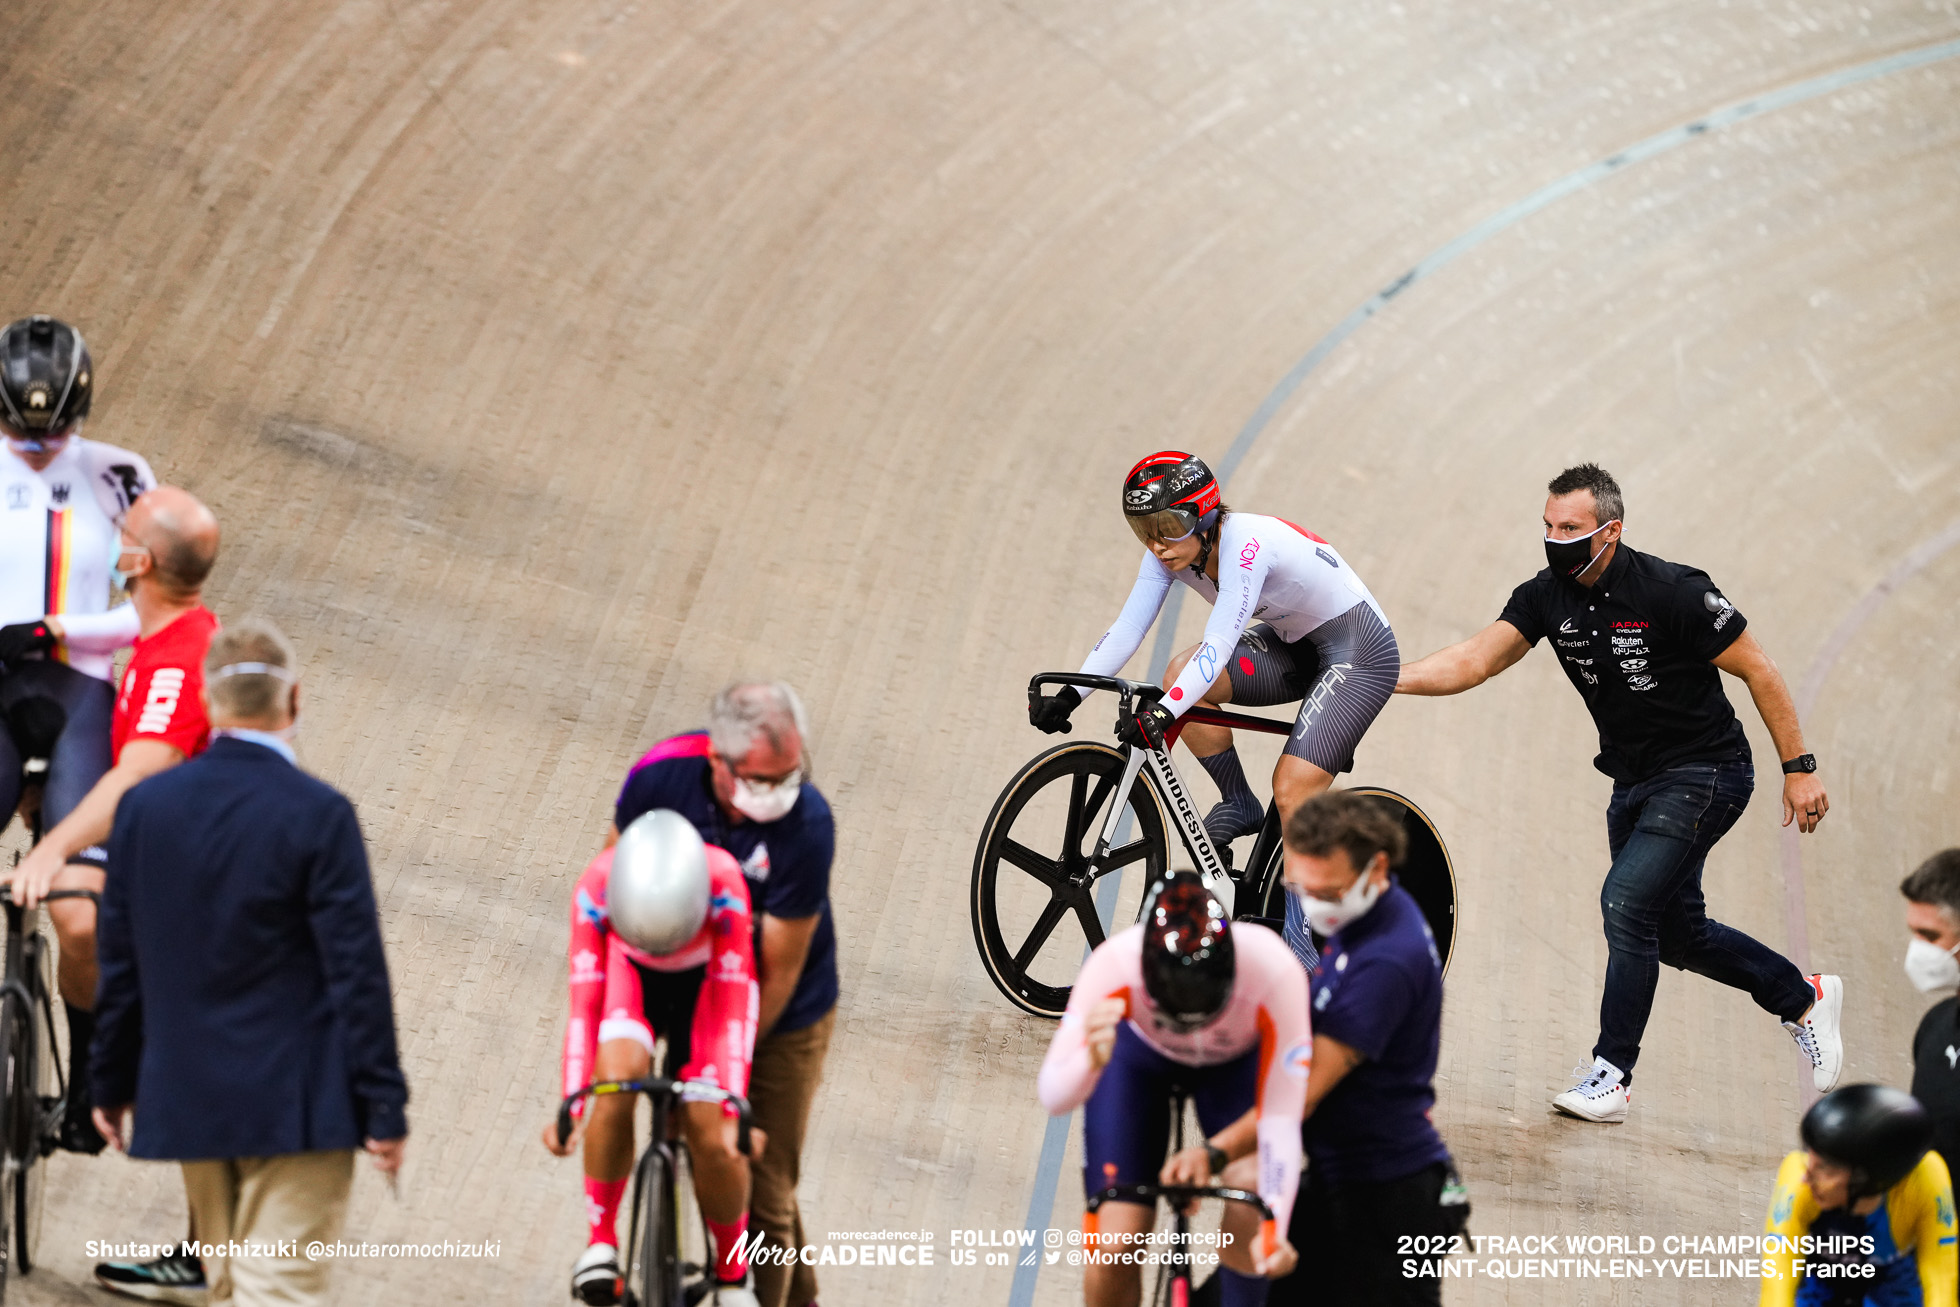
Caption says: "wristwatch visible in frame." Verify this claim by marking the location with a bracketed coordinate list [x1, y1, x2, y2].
[1781, 754, 1817, 774]
[1205, 1143, 1229, 1177]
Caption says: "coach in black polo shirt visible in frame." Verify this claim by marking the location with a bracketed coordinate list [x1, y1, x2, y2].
[1395, 464, 1840, 1124]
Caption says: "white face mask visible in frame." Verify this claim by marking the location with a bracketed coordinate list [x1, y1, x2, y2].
[731, 773, 802, 823]
[1295, 868, 1384, 938]
[1905, 937, 1960, 994]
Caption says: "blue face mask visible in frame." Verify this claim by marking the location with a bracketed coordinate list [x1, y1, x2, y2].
[109, 538, 148, 591]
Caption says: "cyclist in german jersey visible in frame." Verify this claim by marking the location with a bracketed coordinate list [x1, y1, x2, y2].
[1761, 1085, 1957, 1307]
[7, 479, 213, 1164]
[0, 316, 156, 843]
[544, 811, 762, 1307]
[1032, 454, 1399, 893]
[1040, 871, 1310, 1307]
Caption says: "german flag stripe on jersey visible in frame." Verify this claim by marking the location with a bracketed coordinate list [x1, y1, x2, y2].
[43, 508, 71, 661]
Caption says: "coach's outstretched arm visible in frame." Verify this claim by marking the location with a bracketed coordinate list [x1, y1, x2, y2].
[1394, 620, 1532, 695]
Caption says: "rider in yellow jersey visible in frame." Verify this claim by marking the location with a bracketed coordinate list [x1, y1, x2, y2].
[1762, 1085, 1957, 1306]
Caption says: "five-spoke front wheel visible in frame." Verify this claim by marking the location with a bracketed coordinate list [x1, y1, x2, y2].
[971, 742, 1168, 1018]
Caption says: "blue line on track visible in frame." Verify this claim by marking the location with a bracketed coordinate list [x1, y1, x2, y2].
[1010, 35, 1960, 1306]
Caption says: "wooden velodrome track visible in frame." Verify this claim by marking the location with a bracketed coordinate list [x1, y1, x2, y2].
[6, 0, 1960, 1302]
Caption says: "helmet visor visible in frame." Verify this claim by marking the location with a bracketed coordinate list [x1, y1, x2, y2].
[1126, 507, 1199, 546]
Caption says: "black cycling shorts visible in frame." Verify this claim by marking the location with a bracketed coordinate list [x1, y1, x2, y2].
[0, 659, 115, 865]
[626, 960, 708, 1076]
[1222, 605, 1400, 774]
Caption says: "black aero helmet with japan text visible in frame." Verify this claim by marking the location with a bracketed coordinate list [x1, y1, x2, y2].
[1122, 451, 1220, 546]
[1801, 1083, 1934, 1199]
[0, 316, 93, 446]
[1139, 869, 1235, 1032]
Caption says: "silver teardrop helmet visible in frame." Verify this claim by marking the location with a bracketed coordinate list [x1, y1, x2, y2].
[609, 810, 712, 956]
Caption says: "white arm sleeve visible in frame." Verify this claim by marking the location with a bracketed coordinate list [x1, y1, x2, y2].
[1162, 522, 1267, 718]
[1077, 554, 1173, 693]
[57, 603, 140, 653]
[78, 441, 158, 522]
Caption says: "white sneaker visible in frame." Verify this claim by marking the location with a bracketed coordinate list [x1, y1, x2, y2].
[571, 1243, 622, 1306]
[1552, 1056, 1631, 1123]
[1785, 974, 1845, 1093]
[711, 1275, 762, 1307]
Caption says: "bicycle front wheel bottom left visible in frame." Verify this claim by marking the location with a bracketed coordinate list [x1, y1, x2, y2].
[13, 933, 55, 1276]
[627, 1143, 681, 1307]
[972, 741, 1168, 1018]
[0, 986, 30, 1302]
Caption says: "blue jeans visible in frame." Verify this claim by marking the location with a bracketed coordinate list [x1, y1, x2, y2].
[1593, 759, 1812, 1082]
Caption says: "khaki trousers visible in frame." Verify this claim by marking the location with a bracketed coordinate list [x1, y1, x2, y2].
[180, 1150, 354, 1306]
[748, 1008, 834, 1307]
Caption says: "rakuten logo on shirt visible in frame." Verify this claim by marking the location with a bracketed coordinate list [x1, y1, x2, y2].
[135, 668, 185, 735]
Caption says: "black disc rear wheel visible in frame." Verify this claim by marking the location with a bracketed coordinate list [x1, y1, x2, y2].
[972, 742, 1168, 1018]
[1253, 786, 1458, 975]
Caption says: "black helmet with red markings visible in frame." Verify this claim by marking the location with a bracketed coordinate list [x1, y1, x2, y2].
[1122, 451, 1220, 547]
[0, 317, 93, 451]
[1138, 870, 1234, 1032]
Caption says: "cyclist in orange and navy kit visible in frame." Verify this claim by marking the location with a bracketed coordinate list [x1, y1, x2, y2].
[10, 485, 218, 1167]
[544, 810, 762, 1307]
[1041, 870, 1311, 1307]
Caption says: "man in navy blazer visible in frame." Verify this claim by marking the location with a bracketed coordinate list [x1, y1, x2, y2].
[91, 617, 408, 1307]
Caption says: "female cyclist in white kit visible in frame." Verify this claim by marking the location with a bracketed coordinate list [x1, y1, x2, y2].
[1030, 452, 1399, 944]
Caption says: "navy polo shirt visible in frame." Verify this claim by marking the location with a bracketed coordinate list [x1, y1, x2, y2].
[1305, 880, 1451, 1185]
[1498, 543, 1750, 783]
[616, 732, 838, 1034]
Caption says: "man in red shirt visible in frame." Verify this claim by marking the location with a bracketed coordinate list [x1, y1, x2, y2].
[11, 484, 219, 1157]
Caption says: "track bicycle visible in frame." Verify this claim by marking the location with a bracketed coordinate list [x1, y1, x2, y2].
[1081, 1089, 1277, 1307]
[972, 672, 1458, 1017]
[0, 746, 99, 1302]
[556, 1078, 755, 1307]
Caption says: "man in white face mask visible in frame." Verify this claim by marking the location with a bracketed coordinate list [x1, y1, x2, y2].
[1901, 848, 1960, 1187]
[1204, 792, 1464, 1306]
[607, 682, 836, 1307]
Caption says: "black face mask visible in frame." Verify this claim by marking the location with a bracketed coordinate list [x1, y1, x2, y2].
[1544, 521, 1616, 580]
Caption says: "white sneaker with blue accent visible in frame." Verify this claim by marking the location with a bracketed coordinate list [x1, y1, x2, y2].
[1552, 1056, 1631, 1123]
[1784, 973, 1845, 1093]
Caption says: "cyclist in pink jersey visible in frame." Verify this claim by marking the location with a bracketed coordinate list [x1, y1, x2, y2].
[543, 812, 762, 1307]
[1040, 871, 1310, 1307]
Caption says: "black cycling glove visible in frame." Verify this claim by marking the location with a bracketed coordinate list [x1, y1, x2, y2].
[0, 621, 57, 665]
[1029, 686, 1083, 735]
[1116, 701, 1174, 752]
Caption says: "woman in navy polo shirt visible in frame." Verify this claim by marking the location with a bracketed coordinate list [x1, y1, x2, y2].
[1198, 791, 1466, 1306]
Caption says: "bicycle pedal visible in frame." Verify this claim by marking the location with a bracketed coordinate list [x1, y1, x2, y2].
[682, 1280, 715, 1307]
